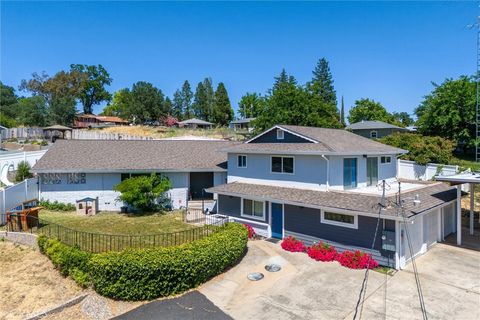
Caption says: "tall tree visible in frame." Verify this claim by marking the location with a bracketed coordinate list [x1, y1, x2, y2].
[212, 82, 234, 126]
[238, 92, 264, 118]
[172, 80, 193, 120]
[392, 111, 414, 127]
[347, 98, 394, 124]
[129, 81, 165, 124]
[415, 76, 476, 150]
[164, 97, 173, 116]
[192, 81, 209, 120]
[70, 64, 112, 114]
[307, 58, 337, 107]
[340, 95, 345, 126]
[0, 82, 18, 126]
[203, 78, 215, 122]
[15, 96, 48, 127]
[102, 88, 132, 117]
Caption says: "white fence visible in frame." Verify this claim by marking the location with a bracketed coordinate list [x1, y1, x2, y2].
[0, 178, 39, 223]
[397, 160, 458, 180]
[1, 127, 44, 140]
[71, 129, 153, 140]
[0, 150, 47, 171]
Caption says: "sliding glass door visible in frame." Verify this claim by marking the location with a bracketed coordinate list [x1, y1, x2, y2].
[366, 157, 378, 187]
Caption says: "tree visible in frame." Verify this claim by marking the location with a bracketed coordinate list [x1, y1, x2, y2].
[192, 81, 209, 120]
[0, 82, 18, 126]
[238, 93, 264, 118]
[114, 173, 172, 212]
[347, 98, 394, 124]
[102, 88, 132, 117]
[392, 111, 414, 127]
[172, 80, 193, 120]
[15, 161, 33, 182]
[164, 97, 173, 116]
[307, 58, 337, 107]
[129, 81, 165, 124]
[212, 82, 234, 126]
[340, 95, 345, 126]
[415, 76, 476, 149]
[15, 96, 47, 127]
[379, 132, 454, 165]
[70, 64, 112, 114]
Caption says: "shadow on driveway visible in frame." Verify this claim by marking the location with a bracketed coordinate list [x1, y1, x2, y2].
[113, 291, 232, 320]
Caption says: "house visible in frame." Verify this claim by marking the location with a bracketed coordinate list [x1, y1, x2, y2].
[206, 125, 457, 269]
[346, 120, 409, 139]
[74, 114, 129, 128]
[32, 140, 237, 211]
[178, 118, 213, 129]
[229, 118, 256, 132]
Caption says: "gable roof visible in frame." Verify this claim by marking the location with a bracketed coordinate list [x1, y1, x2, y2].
[231, 125, 406, 155]
[32, 140, 238, 173]
[346, 120, 408, 131]
[178, 118, 213, 125]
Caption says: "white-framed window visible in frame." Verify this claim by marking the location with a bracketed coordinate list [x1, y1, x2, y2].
[321, 210, 358, 229]
[67, 173, 86, 184]
[277, 129, 284, 140]
[381, 156, 392, 164]
[370, 130, 378, 139]
[237, 155, 247, 168]
[241, 198, 265, 221]
[271, 156, 294, 174]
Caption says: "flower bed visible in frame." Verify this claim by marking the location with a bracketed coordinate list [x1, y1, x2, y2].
[243, 224, 256, 239]
[306, 242, 337, 262]
[281, 236, 306, 252]
[336, 250, 379, 269]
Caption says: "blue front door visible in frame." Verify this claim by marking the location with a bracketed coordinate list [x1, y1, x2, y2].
[271, 203, 283, 239]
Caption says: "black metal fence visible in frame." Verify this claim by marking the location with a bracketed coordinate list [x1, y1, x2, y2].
[0, 211, 229, 253]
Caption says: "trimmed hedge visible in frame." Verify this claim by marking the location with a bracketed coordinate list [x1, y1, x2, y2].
[38, 222, 248, 300]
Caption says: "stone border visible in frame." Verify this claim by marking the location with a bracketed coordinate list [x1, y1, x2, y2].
[0, 231, 38, 247]
[25, 294, 89, 320]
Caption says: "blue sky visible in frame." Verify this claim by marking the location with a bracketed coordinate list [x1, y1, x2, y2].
[0, 1, 476, 118]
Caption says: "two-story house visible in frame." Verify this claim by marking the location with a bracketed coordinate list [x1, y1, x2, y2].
[207, 125, 458, 269]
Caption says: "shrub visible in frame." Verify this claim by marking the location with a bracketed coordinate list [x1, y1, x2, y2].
[307, 242, 337, 262]
[281, 236, 306, 252]
[15, 161, 33, 182]
[38, 223, 248, 301]
[40, 200, 76, 211]
[335, 250, 379, 269]
[243, 224, 255, 239]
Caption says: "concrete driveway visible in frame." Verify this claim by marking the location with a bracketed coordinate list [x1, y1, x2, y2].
[199, 241, 480, 320]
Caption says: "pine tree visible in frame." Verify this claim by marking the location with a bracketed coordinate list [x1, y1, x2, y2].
[164, 97, 173, 116]
[172, 89, 183, 119]
[203, 78, 215, 122]
[340, 95, 345, 126]
[308, 58, 337, 107]
[192, 81, 208, 120]
[212, 82, 234, 126]
[172, 80, 193, 120]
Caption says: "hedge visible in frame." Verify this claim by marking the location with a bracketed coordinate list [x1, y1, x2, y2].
[38, 222, 248, 300]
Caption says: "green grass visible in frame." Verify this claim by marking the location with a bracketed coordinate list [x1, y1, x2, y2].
[450, 154, 480, 172]
[39, 210, 194, 235]
[373, 266, 396, 276]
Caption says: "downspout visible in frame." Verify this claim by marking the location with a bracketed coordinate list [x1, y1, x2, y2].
[321, 155, 329, 191]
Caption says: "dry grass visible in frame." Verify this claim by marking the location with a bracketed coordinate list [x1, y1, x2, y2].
[0, 241, 83, 320]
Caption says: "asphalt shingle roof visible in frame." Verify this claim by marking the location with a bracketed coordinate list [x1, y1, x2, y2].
[345, 120, 408, 131]
[32, 140, 238, 173]
[207, 181, 456, 218]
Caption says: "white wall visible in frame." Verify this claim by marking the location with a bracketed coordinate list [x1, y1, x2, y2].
[0, 178, 38, 219]
[163, 172, 188, 209]
[397, 160, 458, 181]
[0, 150, 47, 171]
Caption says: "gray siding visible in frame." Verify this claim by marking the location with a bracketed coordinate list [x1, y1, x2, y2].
[351, 128, 405, 139]
[251, 129, 312, 143]
[218, 194, 269, 223]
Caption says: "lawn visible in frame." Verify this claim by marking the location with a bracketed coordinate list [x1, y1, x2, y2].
[39, 210, 194, 235]
[450, 154, 480, 171]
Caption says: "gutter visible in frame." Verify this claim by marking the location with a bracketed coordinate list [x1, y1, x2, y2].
[321, 155, 330, 191]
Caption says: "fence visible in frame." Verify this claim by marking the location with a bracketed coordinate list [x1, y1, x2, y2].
[70, 129, 153, 140]
[1, 127, 44, 140]
[397, 159, 458, 181]
[0, 149, 47, 171]
[0, 210, 228, 253]
[0, 178, 38, 223]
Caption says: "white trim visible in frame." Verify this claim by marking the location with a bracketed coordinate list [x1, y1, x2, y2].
[269, 202, 285, 238]
[270, 155, 295, 175]
[228, 216, 270, 228]
[321, 209, 358, 229]
[237, 154, 247, 168]
[222, 149, 406, 157]
[244, 125, 319, 144]
[276, 129, 284, 140]
[370, 130, 378, 139]
[240, 197, 266, 221]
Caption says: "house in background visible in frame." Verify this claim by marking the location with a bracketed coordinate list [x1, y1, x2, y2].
[74, 114, 129, 129]
[32, 140, 237, 211]
[207, 124, 457, 269]
[346, 120, 410, 139]
[229, 118, 256, 132]
[178, 118, 213, 129]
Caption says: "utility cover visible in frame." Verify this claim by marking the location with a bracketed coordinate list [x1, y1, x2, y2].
[247, 272, 264, 281]
[265, 264, 281, 272]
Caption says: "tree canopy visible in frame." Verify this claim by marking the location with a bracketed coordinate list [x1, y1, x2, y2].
[347, 98, 396, 125]
[238, 93, 264, 119]
[70, 64, 112, 114]
[212, 82, 234, 126]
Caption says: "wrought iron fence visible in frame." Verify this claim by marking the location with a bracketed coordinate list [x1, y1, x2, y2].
[0, 211, 229, 253]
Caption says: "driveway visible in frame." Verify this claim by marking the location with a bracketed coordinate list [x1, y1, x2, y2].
[199, 241, 480, 320]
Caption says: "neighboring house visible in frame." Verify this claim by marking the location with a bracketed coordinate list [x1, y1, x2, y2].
[229, 118, 256, 132]
[346, 120, 409, 139]
[74, 114, 129, 128]
[32, 140, 237, 211]
[178, 118, 213, 129]
[207, 125, 457, 269]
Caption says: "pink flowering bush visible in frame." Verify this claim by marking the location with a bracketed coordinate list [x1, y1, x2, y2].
[281, 236, 306, 252]
[163, 115, 178, 127]
[307, 242, 337, 262]
[243, 224, 256, 239]
[335, 250, 379, 269]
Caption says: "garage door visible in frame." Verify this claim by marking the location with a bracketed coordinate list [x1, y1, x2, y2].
[424, 209, 439, 248]
[402, 216, 423, 263]
[443, 202, 456, 237]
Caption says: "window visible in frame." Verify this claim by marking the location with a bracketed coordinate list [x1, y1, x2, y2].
[67, 173, 86, 184]
[343, 158, 357, 189]
[321, 211, 358, 229]
[277, 129, 284, 140]
[237, 155, 247, 168]
[370, 131, 378, 138]
[242, 199, 265, 220]
[381, 156, 392, 164]
[271, 156, 294, 174]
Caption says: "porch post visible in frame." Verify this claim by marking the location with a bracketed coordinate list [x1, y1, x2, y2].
[470, 183, 474, 236]
[457, 185, 462, 246]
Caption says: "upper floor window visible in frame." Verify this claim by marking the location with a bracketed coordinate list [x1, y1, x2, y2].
[370, 130, 378, 139]
[277, 129, 284, 140]
[237, 155, 247, 168]
[271, 156, 294, 174]
[381, 156, 392, 164]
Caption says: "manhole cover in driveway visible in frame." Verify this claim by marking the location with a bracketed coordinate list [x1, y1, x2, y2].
[247, 272, 264, 281]
[265, 263, 281, 272]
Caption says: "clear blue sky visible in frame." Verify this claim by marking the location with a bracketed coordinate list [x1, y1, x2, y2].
[1, 1, 476, 118]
